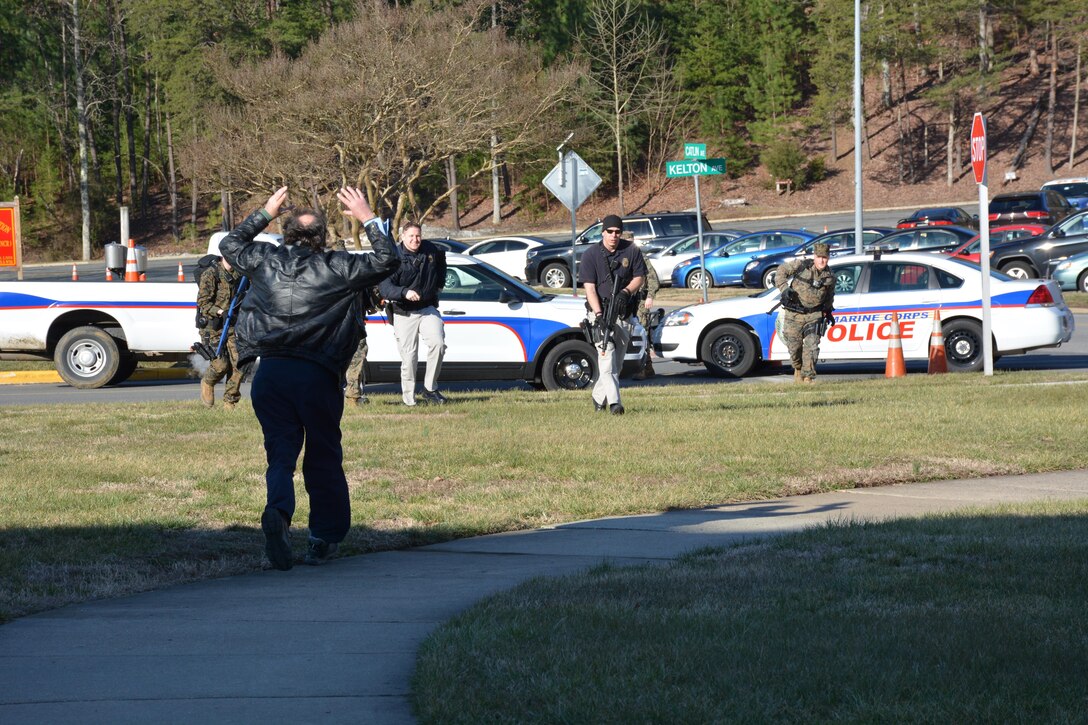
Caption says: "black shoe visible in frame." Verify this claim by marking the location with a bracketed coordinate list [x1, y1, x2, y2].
[261, 507, 293, 571]
[609, 403, 625, 415]
[353, 395, 369, 407]
[304, 536, 339, 566]
[593, 399, 606, 412]
[420, 389, 447, 405]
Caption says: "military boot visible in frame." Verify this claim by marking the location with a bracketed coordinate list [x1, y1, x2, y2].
[633, 358, 656, 380]
[793, 369, 802, 383]
[200, 381, 215, 407]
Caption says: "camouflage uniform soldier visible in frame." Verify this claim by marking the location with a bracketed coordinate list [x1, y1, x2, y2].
[633, 250, 661, 380]
[774, 242, 836, 383]
[344, 288, 378, 406]
[197, 257, 246, 408]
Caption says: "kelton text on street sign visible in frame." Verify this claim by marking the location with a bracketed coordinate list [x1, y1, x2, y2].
[666, 158, 725, 178]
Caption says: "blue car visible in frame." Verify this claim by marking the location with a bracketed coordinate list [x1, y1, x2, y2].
[741, 227, 894, 289]
[1042, 178, 1088, 211]
[670, 229, 817, 288]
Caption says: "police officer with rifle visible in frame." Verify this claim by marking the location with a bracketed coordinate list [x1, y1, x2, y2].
[580, 214, 646, 415]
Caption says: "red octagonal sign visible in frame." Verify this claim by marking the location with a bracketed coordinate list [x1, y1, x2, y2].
[970, 113, 987, 185]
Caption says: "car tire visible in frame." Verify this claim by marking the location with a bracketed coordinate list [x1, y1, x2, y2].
[1078, 270, 1088, 294]
[542, 263, 571, 289]
[700, 323, 757, 378]
[108, 355, 139, 386]
[541, 339, 597, 391]
[761, 267, 778, 289]
[54, 326, 122, 389]
[999, 261, 1035, 279]
[444, 269, 459, 289]
[943, 319, 986, 372]
[686, 269, 712, 289]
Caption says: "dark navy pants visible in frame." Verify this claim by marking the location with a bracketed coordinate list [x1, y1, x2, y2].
[251, 357, 350, 544]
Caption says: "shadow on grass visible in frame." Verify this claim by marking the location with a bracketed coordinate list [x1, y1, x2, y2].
[413, 509, 1088, 723]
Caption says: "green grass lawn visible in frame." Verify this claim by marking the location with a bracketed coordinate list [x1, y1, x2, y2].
[414, 499, 1088, 723]
[2, 370, 1087, 623]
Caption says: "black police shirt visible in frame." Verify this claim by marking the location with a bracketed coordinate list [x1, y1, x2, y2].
[579, 239, 647, 299]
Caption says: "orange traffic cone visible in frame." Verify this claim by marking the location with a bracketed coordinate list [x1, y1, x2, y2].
[177, 262, 185, 282]
[71, 264, 78, 281]
[927, 310, 948, 374]
[105, 268, 113, 281]
[124, 239, 139, 282]
[885, 311, 906, 378]
[139, 272, 147, 281]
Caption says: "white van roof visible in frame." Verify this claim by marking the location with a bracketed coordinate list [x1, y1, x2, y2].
[207, 231, 283, 256]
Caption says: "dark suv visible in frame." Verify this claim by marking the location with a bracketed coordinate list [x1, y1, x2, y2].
[524, 211, 712, 288]
[988, 190, 1075, 227]
[990, 209, 1088, 279]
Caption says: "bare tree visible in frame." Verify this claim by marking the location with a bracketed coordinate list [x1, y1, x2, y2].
[70, 0, 92, 260]
[195, 0, 578, 235]
[576, 0, 671, 214]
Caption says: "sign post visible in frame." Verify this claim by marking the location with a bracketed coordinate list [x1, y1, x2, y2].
[0, 197, 23, 281]
[970, 113, 993, 376]
[667, 150, 724, 304]
[543, 147, 601, 295]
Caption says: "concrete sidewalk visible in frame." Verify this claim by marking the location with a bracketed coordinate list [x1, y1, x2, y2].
[2, 470, 1087, 724]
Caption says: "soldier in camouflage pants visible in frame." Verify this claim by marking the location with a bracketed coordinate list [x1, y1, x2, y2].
[633, 250, 661, 380]
[774, 242, 836, 383]
[197, 257, 246, 408]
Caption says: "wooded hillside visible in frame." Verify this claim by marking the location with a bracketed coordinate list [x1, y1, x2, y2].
[2, 0, 1086, 260]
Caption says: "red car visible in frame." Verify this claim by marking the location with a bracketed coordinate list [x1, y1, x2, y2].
[947, 224, 1049, 264]
[896, 206, 978, 229]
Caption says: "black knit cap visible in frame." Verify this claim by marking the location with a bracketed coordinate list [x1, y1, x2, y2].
[601, 214, 623, 231]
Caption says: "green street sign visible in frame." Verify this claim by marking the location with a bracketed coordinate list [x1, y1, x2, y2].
[666, 158, 725, 178]
[683, 142, 706, 160]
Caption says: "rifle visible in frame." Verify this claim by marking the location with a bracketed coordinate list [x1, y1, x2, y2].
[190, 276, 248, 362]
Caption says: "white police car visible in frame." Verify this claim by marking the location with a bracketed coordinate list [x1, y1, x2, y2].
[365, 253, 646, 390]
[655, 251, 1074, 376]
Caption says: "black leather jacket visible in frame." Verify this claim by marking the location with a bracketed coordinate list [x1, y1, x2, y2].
[219, 210, 398, 377]
[378, 240, 446, 312]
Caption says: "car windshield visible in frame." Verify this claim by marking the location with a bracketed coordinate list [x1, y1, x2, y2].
[447, 258, 543, 301]
[1045, 182, 1088, 197]
[990, 195, 1043, 213]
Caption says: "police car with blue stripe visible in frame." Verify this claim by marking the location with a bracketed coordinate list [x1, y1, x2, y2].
[654, 251, 1074, 377]
[365, 253, 646, 390]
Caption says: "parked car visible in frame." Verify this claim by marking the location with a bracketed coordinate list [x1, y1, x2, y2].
[1049, 250, 1088, 293]
[362, 253, 646, 390]
[1041, 177, 1088, 210]
[427, 238, 470, 254]
[464, 236, 549, 280]
[646, 230, 747, 285]
[524, 211, 712, 288]
[947, 224, 1049, 265]
[866, 226, 977, 254]
[988, 190, 1075, 227]
[896, 207, 978, 229]
[741, 227, 894, 288]
[655, 252, 1075, 377]
[989, 210, 1088, 278]
[670, 230, 817, 289]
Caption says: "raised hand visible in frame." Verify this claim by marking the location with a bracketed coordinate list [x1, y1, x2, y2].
[264, 186, 289, 218]
[336, 186, 376, 224]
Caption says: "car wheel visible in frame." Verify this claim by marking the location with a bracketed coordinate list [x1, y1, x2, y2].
[1000, 261, 1035, 279]
[943, 319, 986, 372]
[761, 267, 778, 289]
[444, 269, 459, 289]
[108, 355, 139, 386]
[542, 263, 571, 289]
[686, 269, 712, 289]
[541, 339, 596, 391]
[1078, 270, 1088, 294]
[700, 323, 757, 378]
[54, 326, 122, 389]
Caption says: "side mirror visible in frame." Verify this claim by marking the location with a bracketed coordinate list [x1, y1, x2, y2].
[667, 249, 676, 256]
[498, 289, 516, 304]
[1053, 228, 1066, 239]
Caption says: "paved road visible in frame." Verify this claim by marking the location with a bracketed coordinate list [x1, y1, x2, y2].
[1, 470, 1086, 724]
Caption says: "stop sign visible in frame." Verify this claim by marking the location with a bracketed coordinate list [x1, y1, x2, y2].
[970, 113, 987, 185]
